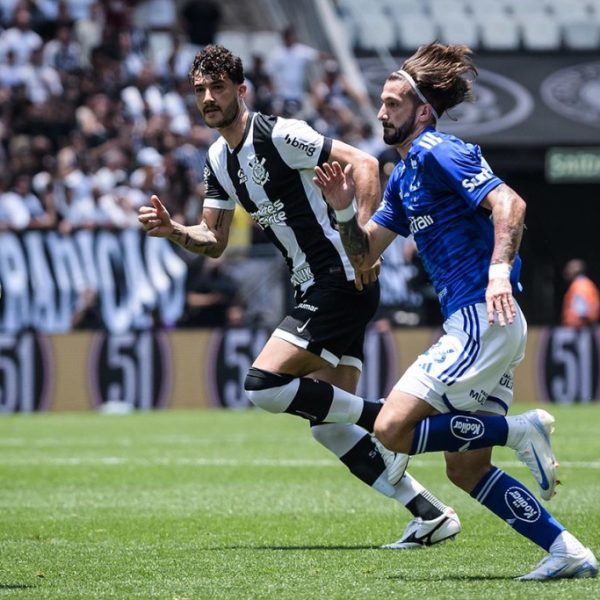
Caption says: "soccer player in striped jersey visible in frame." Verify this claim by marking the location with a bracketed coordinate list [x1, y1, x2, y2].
[314, 42, 597, 580]
[139, 44, 461, 548]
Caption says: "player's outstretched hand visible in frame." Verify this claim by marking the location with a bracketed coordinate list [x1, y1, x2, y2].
[138, 195, 174, 237]
[313, 161, 355, 211]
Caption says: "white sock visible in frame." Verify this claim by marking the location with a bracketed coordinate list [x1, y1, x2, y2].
[505, 414, 529, 448]
[391, 471, 422, 504]
[550, 530, 587, 557]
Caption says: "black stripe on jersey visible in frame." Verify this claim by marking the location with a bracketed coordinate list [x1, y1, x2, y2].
[318, 137, 333, 165]
[225, 134, 295, 276]
[252, 114, 347, 283]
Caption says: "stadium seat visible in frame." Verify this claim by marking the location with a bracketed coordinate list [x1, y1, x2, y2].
[438, 16, 479, 46]
[396, 14, 438, 51]
[520, 15, 562, 50]
[427, 0, 468, 21]
[479, 16, 521, 51]
[563, 21, 600, 50]
[468, 0, 510, 22]
[355, 14, 398, 51]
[383, 0, 427, 18]
[547, 0, 591, 22]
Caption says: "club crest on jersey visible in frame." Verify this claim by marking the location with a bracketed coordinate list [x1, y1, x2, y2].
[450, 415, 484, 441]
[248, 155, 270, 186]
[505, 486, 541, 522]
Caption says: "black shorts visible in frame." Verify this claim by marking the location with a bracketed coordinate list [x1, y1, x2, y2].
[273, 280, 380, 369]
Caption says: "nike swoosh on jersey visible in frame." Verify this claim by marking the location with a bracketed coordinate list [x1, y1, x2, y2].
[532, 446, 550, 490]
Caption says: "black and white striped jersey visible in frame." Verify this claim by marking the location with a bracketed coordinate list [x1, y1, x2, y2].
[202, 112, 355, 294]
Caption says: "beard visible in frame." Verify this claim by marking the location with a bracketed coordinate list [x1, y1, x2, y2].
[202, 98, 240, 129]
[382, 106, 418, 146]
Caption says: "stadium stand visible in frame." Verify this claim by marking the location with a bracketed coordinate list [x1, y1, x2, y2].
[336, 0, 600, 53]
[1, 0, 599, 334]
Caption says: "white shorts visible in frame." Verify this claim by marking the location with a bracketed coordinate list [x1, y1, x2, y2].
[394, 302, 527, 415]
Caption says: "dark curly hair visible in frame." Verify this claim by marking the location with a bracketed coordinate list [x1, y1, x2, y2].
[390, 42, 478, 119]
[188, 45, 245, 85]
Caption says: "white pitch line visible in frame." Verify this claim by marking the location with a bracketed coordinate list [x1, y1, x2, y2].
[0, 457, 599, 468]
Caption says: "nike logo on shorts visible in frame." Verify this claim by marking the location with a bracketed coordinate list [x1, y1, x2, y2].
[296, 318, 311, 333]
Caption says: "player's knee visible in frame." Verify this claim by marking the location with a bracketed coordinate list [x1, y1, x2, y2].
[373, 413, 407, 453]
[244, 367, 295, 413]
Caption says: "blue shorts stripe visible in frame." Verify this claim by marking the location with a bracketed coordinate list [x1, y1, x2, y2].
[449, 305, 481, 383]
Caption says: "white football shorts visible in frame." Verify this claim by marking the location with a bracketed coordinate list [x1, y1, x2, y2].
[394, 302, 527, 415]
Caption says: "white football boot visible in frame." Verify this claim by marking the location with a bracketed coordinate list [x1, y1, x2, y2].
[382, 507, 462, 549]
[512, 409, 558, 501]
[518, 547, 598, 580]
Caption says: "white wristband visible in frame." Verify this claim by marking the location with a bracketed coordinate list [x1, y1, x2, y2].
[334, 200, 357, 223]
[488, 263, 512, 280]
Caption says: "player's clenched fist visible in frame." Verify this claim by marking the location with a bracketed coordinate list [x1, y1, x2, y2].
[138, 195, 174, 237]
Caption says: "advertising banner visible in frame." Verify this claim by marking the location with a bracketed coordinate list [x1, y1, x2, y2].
[0, 325, 598, 413]
[0, 229, 187, 334]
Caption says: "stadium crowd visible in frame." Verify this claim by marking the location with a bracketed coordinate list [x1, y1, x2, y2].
[1, 0, 422, 329]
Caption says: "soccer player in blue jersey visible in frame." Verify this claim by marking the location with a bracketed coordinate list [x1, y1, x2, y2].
[314, 42, 597, 580]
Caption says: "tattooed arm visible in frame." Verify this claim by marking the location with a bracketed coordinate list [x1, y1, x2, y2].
[314, 162, 397, 287]
[138, 194, 233, 258]
[480, 183, 526, 326]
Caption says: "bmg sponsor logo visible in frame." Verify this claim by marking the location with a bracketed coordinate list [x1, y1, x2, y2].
[284, 134, 317, 157]
[450, 415, 484, 441]
[505, 486, 541, 522]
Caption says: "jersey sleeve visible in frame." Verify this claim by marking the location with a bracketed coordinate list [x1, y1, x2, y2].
[202, 157, 236, 210]
[426, 141, 503, 209]
[371, 167, 411, 237]
[272, 117, 332, 170]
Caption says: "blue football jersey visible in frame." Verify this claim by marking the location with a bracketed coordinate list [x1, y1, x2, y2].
[372, 127, 522, 319]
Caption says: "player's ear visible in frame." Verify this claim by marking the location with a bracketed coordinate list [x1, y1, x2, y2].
[419, 103, 434, 123]
[238, 83, 247, 97]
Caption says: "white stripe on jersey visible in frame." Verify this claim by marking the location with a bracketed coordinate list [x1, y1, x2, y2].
[418, 131, 443, 150]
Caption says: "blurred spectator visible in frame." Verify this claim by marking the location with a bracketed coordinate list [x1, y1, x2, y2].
[0, 7, 42, 65]
[246, 54, 273, 114]
[561, 259, 600, 328]
[23, 46, 63, 104]
[179, 256, 245, 327]
[179, 0, 221, 49]
[42, 23, 82, 74]
[266, 25, 325, 117]
[73, 1, 104, 66]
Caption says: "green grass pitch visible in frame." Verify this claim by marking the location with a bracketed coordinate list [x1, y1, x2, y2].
[0, 404, 599, 599]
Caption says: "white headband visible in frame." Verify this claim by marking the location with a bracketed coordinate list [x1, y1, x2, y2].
[395, 69, 439, 120]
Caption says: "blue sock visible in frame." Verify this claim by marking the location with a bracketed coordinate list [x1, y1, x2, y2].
[471, 466, 564, 551]
[410, 413, 508, 454]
